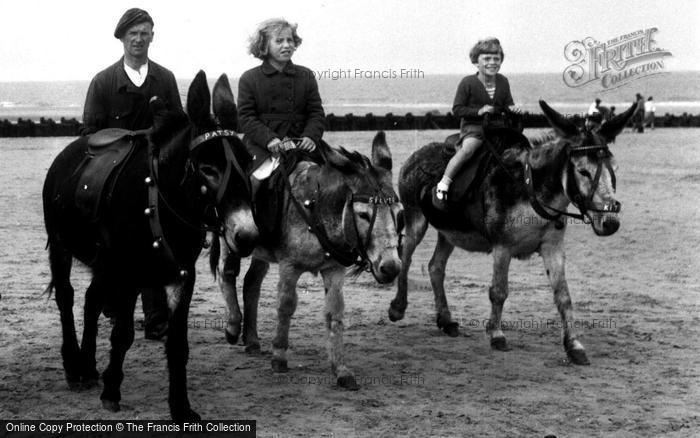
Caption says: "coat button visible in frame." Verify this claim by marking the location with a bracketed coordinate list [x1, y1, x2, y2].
[115, 115, 120, 120]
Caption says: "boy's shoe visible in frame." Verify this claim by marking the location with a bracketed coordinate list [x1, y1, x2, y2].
[432, 186, 449, 211]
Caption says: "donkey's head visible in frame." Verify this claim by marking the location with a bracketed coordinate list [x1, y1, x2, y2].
[158, 71, 258, 254]
[539, 100, 637, 236]
[322, 132, 404, 283]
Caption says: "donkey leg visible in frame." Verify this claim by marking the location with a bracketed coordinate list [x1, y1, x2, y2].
[271, 262, 302, 373]
[100, 290, 137, 412]
[389, 207, 428, 322]
[429, 232, 458, 336]
[242, 258, 269, 354]
[487, 246, 512, 351]
[218, 247, 242, 345]
[541, 239, 589, 365]
[79, 275, 105, 388]
[322, 267, 358, 390]
[49, 243, 81, 390]
[165, 274, 201, 421]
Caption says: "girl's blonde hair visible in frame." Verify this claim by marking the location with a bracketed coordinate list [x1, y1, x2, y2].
[469, 38, 504, 64]
[248, 18, 302, 60]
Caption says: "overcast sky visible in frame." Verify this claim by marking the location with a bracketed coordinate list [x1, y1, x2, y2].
[0, 0, 697, 81]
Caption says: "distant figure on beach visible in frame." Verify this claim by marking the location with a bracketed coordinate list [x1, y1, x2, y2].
[433, 37, 514, 211]
[237, 18, 326, 191]
[645, 96, 656, 130]
[588, 98, 602, 116]
[633, 93, 645, 133]
[586, 98, 607, 130]
[81, 8, 183, 341]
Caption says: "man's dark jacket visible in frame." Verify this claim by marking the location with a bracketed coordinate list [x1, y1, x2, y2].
[81, 58, 182, 135]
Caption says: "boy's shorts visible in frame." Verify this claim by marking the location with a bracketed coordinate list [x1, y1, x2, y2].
[457, 123, 484, 145]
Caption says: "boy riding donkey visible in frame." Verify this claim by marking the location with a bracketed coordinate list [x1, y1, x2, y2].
[433, 38, 516, 211]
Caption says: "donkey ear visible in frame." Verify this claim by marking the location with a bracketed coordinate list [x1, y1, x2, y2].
[213, 73, 237, 131]
[198, 162, 223, 193]
[540, 100, 578, 138]
[371, 131, 392, 172]
[598, 102, 638, 142]
[187, 70, 211, 126]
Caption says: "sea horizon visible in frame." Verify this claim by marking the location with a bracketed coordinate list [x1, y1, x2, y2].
[1, 70, 699, 121]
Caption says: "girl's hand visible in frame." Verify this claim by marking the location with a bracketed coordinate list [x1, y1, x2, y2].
[478, 105, 495, 115]
[298, 137, 316, 152]
[267, 138, 283, 154]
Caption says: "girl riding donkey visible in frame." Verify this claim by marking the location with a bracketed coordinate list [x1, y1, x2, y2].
[235, 18, 326, 242]
[213, 19, 404, 389]
[433, 37, 515, 211]
[237, 17, 325, 188]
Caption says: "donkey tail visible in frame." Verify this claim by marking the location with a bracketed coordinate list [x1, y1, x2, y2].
[42, 280, 55, 299]
[209, 234, 221, 278]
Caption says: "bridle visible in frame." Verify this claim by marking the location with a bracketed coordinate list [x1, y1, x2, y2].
[481, 114, 620, 229]
[522, 142, 620, 228]
[277, 146, 402, 273]
[145, 128, 249, 277]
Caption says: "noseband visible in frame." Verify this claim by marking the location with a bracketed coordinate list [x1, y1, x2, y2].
[146, 129, 249, 277]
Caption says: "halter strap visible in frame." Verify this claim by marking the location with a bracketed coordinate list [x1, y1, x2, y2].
[190, 129, 250, 203]
[145, 129, 249, 277]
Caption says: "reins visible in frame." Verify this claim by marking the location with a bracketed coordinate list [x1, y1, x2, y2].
[481, 114, 619, 228]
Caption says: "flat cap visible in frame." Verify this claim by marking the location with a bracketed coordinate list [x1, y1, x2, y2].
[114, 8, 154, 39]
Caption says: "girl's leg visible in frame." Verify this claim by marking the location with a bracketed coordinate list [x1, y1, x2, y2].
[434, 137, 482, 209]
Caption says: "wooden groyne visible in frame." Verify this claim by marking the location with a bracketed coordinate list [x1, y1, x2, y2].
[0, 112, 698, 137]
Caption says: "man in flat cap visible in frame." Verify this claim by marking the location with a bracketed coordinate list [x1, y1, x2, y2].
[82, 8, 181, 135]
[82, 8, 182, 340]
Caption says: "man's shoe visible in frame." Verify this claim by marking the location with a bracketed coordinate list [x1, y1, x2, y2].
[432, 186, 449, 211]
[145, 321, 168, 341]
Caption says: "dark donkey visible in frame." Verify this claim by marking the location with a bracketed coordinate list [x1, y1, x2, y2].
[42, 71, 258, 420]
[212, 133, 404, 389]
[389, 100, 637, 365]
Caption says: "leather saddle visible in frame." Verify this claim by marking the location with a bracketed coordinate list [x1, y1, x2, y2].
[420, 128, 530, 232]
[75, 128, 149, 222]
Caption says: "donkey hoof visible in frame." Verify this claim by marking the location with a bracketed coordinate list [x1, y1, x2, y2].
[490, 337, 511, 351]
[271, 358, 288, 373]
[101, 399, 120, 412]
[337, 375, 359, 391]
[441, 322, 460, 337]
[66, 374, 82, 391]
[225, 329, 240, 345]
[171, 407, 201, 422]
[244, 343, 261, 355]
[388, 306, 405, 322]
[567, 349, 590, 365]
[67, 380, 82, 391]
